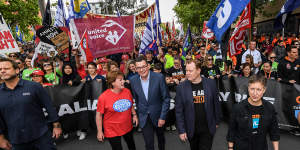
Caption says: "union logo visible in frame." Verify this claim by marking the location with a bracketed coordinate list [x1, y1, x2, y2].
[101, 20, 127, 45]
[113, 99, 132, 112]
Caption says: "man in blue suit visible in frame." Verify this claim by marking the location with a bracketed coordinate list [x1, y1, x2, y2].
[130, 56, 170, 150]
[175, 59, 222, 150]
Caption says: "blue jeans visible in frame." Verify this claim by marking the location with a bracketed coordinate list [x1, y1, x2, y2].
[12, 130, 56, 150]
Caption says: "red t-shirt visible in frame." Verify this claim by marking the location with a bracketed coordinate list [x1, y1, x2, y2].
[77, 64, 87, 79]
[97, 88, 133, 138]
[120, 63, 125, 74]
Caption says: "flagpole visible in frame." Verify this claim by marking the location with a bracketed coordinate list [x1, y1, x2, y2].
[205, 38, 209, 54]
[150, 9, 154, 41]
[156, 23, 159, 46]
[77, 29, 87, 49]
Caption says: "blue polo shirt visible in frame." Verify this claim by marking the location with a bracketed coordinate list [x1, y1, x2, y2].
[0, 79, 59, 144]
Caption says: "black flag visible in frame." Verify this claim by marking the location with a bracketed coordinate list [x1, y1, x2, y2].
[42, 0, 52, 26]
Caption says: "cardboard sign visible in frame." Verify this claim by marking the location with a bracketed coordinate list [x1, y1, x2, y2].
[36, 26, 69, 53]
[0, 13, 19, 54]
[50, 31, 69, 53]
[35, 41, 57, 57]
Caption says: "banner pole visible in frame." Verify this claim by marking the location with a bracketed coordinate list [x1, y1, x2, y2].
[205, 38, 209, 54]
[156, 22, 159, 46]
[77, 29, 87, 49]
[53, 58, 57, 84]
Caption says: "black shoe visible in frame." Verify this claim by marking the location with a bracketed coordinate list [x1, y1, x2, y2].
[289, 129, 300, 136]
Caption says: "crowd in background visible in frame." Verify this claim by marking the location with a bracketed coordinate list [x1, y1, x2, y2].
[0, 31, 300, 141]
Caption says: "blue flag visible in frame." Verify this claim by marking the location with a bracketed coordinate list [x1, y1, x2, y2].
[65, 0, 75, 27]
[206, 0, 250, 42]
[155, 0, 162, 24]
[15, 25, 22, 42]
[73, 0, 91, 18]
[54, 0, 66, 27]
[139, 14, 158, 56]
[153, 8, 162, 46]
[182, 25, 192, 60]
[274, 0, 300, 29]
[116, 6, 121, 17]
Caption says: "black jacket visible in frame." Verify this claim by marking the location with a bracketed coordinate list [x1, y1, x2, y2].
[227, 99, 280, 150]
[175, 78, 222, 138]
[277, 57, 300, 84]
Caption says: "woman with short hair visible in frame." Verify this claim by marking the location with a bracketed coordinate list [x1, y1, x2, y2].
[227, 74, 280, 150]
[96, 71, 138, 150]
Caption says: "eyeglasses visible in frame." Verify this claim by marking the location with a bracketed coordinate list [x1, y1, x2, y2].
[15, 62, 22, 64]
[270, 57, 276, 59]
[136, 65, 148, 71]
[43, 64, 51, 67]
[9, 55, 17, 58]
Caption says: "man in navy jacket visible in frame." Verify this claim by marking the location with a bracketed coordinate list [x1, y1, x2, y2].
[130, 56, 170, 150]
[175, 59, 222, 150]
[0, 58, 61, 150]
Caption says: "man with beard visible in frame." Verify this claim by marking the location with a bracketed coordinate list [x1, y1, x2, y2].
[175, 59, 222, 150]
[0, 58, 61, 150]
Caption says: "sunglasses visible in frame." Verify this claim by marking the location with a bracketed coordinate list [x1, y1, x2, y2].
[9, 55, 17, 58]
[270, 57, 276, 59]
[16, 62, 22, 64]
[43, 64, 51, 67]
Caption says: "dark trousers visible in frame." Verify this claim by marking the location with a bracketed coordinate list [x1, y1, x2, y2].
[142, 116, 165, 150]
[166, 109, 176, 127]
[12, 130, 56, 150]
[107, 130, 136, 150]
[189, 131, 213, 150]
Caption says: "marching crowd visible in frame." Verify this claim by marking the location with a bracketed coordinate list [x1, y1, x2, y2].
[0, 32, 299, 150]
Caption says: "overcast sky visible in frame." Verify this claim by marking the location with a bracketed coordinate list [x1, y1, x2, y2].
[147, 0, 178, 27]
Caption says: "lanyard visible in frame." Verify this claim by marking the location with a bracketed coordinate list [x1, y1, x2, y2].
[264, 71, 271, 79]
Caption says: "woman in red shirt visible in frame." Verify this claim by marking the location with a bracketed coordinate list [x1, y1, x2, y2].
[96, 71, 138, 150]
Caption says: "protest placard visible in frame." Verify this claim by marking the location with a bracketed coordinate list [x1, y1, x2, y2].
[35, 41, 57, 57]
[36, 26, 69, 53]
[0, 13, 19, 54]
